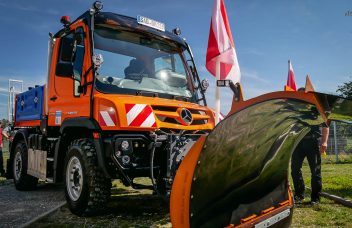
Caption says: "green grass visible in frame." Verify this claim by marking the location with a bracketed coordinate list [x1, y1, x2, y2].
[0, 143, 346, 227]
[292, 198, 352, 227]
[290, 159, 352, 227]
[299, 157, 352, 200]
[322, 154, 352, 164]
[31, 162, 352, 227]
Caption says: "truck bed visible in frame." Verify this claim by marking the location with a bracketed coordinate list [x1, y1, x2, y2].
[15, 86, 44, 122]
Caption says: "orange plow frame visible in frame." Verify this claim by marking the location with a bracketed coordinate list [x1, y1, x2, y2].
[170, 90, 351, 227]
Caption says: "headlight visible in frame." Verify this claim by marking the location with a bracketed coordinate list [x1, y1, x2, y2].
[122, 155, 131, 165]
[121, 140, 130, 151]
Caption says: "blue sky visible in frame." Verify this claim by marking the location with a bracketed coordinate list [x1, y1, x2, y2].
[0, 0, 351, 119]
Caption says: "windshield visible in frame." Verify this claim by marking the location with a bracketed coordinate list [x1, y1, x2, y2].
[94, 26, 196, 99]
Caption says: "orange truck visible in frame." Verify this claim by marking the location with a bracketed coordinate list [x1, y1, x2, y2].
[8, 1, 214, 215]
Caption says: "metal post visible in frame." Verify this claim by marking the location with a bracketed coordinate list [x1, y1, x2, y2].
[8, 79, 24, 123]
[8, 80, 10, 121]
[215, 60, 221, 125]
[333, 121, 338, 162]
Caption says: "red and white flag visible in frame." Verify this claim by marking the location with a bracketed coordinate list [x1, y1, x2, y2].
[206, 0, 241, 82]
[287, 60, 297, 91]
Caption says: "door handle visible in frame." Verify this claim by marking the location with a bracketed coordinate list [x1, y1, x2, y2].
[50, 96, 57, 101]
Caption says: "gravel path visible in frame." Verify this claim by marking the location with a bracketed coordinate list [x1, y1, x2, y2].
[0, 182, 65, 228]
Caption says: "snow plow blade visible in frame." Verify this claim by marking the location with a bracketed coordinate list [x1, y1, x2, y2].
[170, 91, 352, 228]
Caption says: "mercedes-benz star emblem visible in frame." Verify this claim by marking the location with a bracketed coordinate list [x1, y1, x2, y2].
[180, 108, 193, 125]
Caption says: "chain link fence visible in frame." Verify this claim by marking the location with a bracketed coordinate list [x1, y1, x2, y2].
[325, 121, 352, 163]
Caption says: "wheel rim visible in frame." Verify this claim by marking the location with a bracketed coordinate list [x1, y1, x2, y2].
[66, 156, 83, 201]
[14, 151, 22, 181]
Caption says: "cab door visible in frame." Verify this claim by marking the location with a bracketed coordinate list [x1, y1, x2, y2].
[48, 23, 92, 127]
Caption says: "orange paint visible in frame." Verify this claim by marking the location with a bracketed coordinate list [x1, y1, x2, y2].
[16, 18, 215, 132]
[230, 91, 328, 124]
[234, 205, 291, 228]
[15, 120, 41, 127]
[170, 136, 206, 228]
[47, 19, 91, 127]
[93, 93, 214, 131]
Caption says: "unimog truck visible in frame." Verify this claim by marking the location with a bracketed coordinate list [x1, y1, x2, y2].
[8, 1, 214, 215]
[10, 2, 350, 227]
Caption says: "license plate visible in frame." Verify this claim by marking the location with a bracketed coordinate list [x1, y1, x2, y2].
[137, 15, 165, 32]
[254, 209, 290, 228]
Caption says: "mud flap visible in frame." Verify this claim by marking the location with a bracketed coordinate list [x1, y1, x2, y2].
[171, 92, 352, 228]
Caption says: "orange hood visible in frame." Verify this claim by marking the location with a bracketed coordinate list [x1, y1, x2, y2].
[94, 93, 215, 132]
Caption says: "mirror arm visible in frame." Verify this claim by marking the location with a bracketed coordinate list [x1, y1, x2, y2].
[184, 42, 207, 106]
[229, 81, 243, 102]
[80, 66, 94, 95]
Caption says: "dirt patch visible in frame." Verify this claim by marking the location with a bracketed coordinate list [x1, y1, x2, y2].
[32, 179, 171, 227]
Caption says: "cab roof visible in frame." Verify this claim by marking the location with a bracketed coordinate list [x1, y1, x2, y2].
[95, 12, 187, 47]
[55, 11, 187, 48]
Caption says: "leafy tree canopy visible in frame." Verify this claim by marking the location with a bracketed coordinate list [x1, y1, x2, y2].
[337, 81, 352, 99]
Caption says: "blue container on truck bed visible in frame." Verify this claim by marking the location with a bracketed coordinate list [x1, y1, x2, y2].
[15, 86, 44, 122]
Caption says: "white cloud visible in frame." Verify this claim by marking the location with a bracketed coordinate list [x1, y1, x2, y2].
[239, 47, 264, 56]
[243, 86, 272, 99]
[242, 70, 270, 84]
[195, 66, 274, 114]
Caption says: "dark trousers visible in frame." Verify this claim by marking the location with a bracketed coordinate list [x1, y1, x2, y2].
[291, 137, 322, 201]
[0, 148, 4, 174]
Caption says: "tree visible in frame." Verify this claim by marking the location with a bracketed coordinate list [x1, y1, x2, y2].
[337, 81, 352, 98]
[0, 119, 9, 128]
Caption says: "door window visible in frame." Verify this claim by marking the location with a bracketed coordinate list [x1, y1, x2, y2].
[73, 27, 85, 96]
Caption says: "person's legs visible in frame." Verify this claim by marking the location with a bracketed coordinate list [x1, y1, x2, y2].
[291, 143, 306, 199]
[306, 138, 322, 203]
[0, 148, 4, 175]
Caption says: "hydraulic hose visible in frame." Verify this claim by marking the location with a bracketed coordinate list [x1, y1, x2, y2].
[150, 141, 159, 195]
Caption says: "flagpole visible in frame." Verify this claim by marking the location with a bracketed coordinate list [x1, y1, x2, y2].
[215, 59, 221, 125]
[287, 60, 290, 85]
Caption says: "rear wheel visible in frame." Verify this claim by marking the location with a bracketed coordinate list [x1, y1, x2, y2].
[64, 139, 111, 216]
[13, 140, 38, 190]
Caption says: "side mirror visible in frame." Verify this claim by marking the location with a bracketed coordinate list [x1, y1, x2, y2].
[200, 79, 209, 92]
[92, 53, 104, 69]
[56, 62, 73, 77]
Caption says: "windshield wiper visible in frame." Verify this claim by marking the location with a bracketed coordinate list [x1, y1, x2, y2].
[172, 95, 189, 102]
[135, 90, 189, 102]
[136, 90, 159, 97]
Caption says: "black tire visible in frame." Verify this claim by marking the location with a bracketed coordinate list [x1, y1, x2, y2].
[64, 139, 111, 216]
[13, 140, 38, 190]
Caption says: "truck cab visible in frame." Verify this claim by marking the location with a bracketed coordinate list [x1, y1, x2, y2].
[9, 2, 214, 215]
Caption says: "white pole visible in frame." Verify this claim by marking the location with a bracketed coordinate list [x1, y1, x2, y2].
[8, 80, 10, 122]
[215, 60, 221, 125]
[333, 121, 338, 162]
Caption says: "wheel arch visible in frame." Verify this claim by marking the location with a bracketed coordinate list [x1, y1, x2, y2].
[7, 129, 30, 179]
[54, 117, 109, 182]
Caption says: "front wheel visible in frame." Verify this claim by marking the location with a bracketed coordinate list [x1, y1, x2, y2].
[64, 139, 111, 216]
